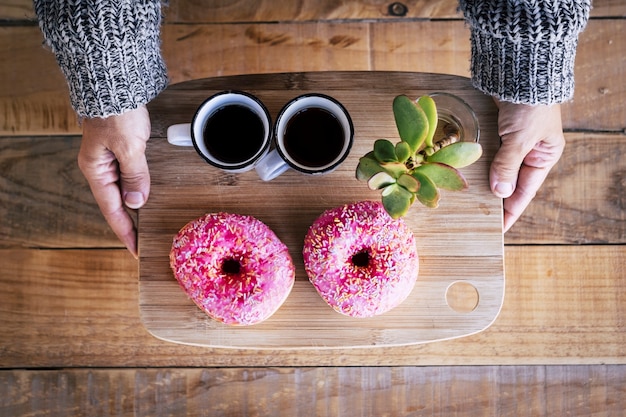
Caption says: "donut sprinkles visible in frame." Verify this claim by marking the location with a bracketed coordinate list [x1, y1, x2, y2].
[170, 213, 295, 326]
[303, 201, 419, 318]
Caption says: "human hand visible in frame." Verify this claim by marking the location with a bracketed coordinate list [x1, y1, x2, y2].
[79, 106, 151, 258]
[490, 99, 565, 232]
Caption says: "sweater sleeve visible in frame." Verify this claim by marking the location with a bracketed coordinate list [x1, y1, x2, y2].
[458, 0, 590, 105]
[34, 0, 169, 119]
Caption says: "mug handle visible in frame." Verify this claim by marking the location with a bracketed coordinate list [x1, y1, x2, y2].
[167, 123, 193, 146]
[255, 149, 290, 181]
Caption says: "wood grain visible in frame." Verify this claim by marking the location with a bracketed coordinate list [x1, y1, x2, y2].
[140, 71, 504, 348]
[0, 26, 79, 135]
[370, 19, 471, 76]
[1, 246, 623, 367]
[3, 0, 625, 21]
[0, 1, 37, 20]
[2, 366, 625, 417]
[0, 136, 118, 248]
[1, 3, 624, 413]
[566, 19, 626, 132]
[161, 22, 372, 84]
[1, 132, 624, 249]
[505, 132, 626, 244]
[2, 20, 624, 135]
[164, 0, 626, 21]
[163, 0, 463, 22]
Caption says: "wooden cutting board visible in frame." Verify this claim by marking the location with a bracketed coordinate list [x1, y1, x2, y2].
[139, 71, 504, 349]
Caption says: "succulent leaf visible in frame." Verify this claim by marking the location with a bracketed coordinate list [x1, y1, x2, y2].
[397, 173, 420, 192]
[392, 95, 429, 153]
[427, 142, 483, 168]
[373, 139, 398, 163]
[367, 171, 396, 190]
[413, 162, 468, 191]
[356, 153, 385, 181]
[394, 141, 412, 162]
[355, 94, 482, 218]
[411, 171, 440, 208]
[381, 184, 413, 219]
[417, 95, 438, 148]
[380, 162, 409, 178]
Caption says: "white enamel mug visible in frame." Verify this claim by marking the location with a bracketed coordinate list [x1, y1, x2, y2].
[167, 91, 272, 173]
[255, 94, 354, 181]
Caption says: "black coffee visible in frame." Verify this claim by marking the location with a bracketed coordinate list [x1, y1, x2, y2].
[283, 107, 344, 168]
[203, 105, 264, 164]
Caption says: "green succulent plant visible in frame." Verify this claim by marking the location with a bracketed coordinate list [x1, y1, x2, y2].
[356, 94, 483, 218]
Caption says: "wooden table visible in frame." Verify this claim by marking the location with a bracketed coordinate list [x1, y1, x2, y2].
[1, 1, 625, 415]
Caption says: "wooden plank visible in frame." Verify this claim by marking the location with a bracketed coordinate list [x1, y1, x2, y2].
[160, 21, 372, 84]
[0, 246, 623, 367]
[0, 1, 463, 22]
[1, 366, 625, 417]
[4, 0, 625, 21]
[371, 19, 626, 132]
[0, 1, 37, 20]
[2, 20, 624, 135]
[139, 71, 504, 349]
[163, 0, 463, 22]
[0, 26, 79, 135]
[0, 136, 118, 249]
[1, 132, 624, 249]
[1, 21, 373, 136]
[163, 0, 626, 21]
[370, 19, 471, 77]
[505, 132, 626, 244]
[1, 3, 624, 412]
[564, 19, 626, 132]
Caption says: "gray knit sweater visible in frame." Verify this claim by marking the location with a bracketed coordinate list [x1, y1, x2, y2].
[459, 0, 590, 104]
[34, 0, 590, 119]
[34, 0, 168, 118]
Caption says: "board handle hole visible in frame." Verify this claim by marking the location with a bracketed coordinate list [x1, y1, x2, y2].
[446, 281, 479, 313]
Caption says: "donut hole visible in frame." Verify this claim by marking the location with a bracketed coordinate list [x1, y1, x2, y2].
[351, 250, 370, 267]
[221, 258, 241, 275]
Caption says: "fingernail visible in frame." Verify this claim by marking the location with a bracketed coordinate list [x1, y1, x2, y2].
[124, 192, 145, 209]
[494, 182, 514, 198]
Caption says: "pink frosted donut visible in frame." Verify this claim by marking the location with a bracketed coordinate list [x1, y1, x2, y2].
[169, 213, 295, 326]
[303, 201, 418, 318]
